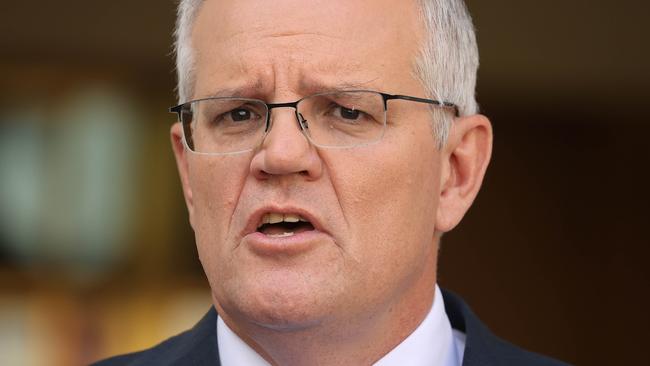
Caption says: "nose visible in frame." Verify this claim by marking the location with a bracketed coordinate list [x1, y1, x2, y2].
[250, 107, 323, 180]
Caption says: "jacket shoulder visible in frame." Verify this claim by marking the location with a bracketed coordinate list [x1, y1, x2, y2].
[441, 289, 571, 366]
[480, 335, 571, 366]
[91, 307, 219, 366]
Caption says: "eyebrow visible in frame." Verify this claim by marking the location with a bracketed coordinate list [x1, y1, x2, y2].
[204, 80, 266, 99]
[298, 78, 380, 95]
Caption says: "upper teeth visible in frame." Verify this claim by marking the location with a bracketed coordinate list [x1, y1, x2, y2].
[260, 213, 308, 226]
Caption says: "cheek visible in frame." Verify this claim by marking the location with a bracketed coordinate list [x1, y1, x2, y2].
[188, 155, 250, 262]
[325, 130, 440, 267]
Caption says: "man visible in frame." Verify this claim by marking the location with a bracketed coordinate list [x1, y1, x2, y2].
[96, 0, 568, 365]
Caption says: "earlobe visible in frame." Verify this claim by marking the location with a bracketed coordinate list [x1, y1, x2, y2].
[435, 115, 493, 233]
[171, 122, 195, 226]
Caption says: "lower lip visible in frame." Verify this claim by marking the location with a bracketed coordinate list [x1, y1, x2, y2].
[243, 230, 330, 256]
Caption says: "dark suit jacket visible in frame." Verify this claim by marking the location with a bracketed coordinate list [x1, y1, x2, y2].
[93, 289, 570, 365]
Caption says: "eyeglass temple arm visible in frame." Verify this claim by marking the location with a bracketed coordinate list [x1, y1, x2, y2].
[169, 104, 185, 115]
[383, 94, 460, 117]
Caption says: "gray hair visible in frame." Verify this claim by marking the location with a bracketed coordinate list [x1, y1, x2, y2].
[173, 0, 479, 146]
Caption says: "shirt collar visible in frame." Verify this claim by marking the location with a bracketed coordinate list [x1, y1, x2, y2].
[216, 285, 463, 366]
[217, 315, 268, 366]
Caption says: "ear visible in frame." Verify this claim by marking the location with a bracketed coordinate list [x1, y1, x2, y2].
[435, 114, 492, 233]
[171, 122, 195, 228]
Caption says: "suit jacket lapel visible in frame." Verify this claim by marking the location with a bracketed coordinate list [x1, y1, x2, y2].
[442, 289, 499, 366]
[172, 307, 221, 366]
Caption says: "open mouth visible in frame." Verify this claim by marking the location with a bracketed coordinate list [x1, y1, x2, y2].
[256, 213, 315, 238]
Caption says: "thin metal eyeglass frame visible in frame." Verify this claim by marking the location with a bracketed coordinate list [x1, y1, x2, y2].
[168, 90, 460, 154]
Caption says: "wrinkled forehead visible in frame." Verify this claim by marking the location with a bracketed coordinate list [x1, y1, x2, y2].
[191, 0, 424, 98]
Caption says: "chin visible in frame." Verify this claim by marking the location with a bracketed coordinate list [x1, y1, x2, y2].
[219, 272, 336, 332]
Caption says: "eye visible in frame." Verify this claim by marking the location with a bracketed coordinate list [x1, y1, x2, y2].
[230, 108, 253, 122]
[199, 99, 266, 132]
[329, 103, 369, 121]
[216, 105, 263, 125]
[336, 106, 361, 120]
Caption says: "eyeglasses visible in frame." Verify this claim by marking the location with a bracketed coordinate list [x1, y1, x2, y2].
[169, 90, 458, 155]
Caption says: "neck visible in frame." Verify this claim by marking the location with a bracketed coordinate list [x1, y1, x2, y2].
[216, 254, 438, 366]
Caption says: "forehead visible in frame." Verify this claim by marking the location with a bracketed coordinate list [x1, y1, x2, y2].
[191, 0, 424, 98]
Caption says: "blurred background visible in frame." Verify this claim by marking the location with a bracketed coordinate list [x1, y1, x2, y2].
[0, 0, 647, 365]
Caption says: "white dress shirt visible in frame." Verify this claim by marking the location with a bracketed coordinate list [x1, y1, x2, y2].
[216, 285, 466, 366]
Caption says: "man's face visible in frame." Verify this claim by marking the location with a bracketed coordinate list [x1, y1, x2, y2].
[177, 0, 447, 332]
